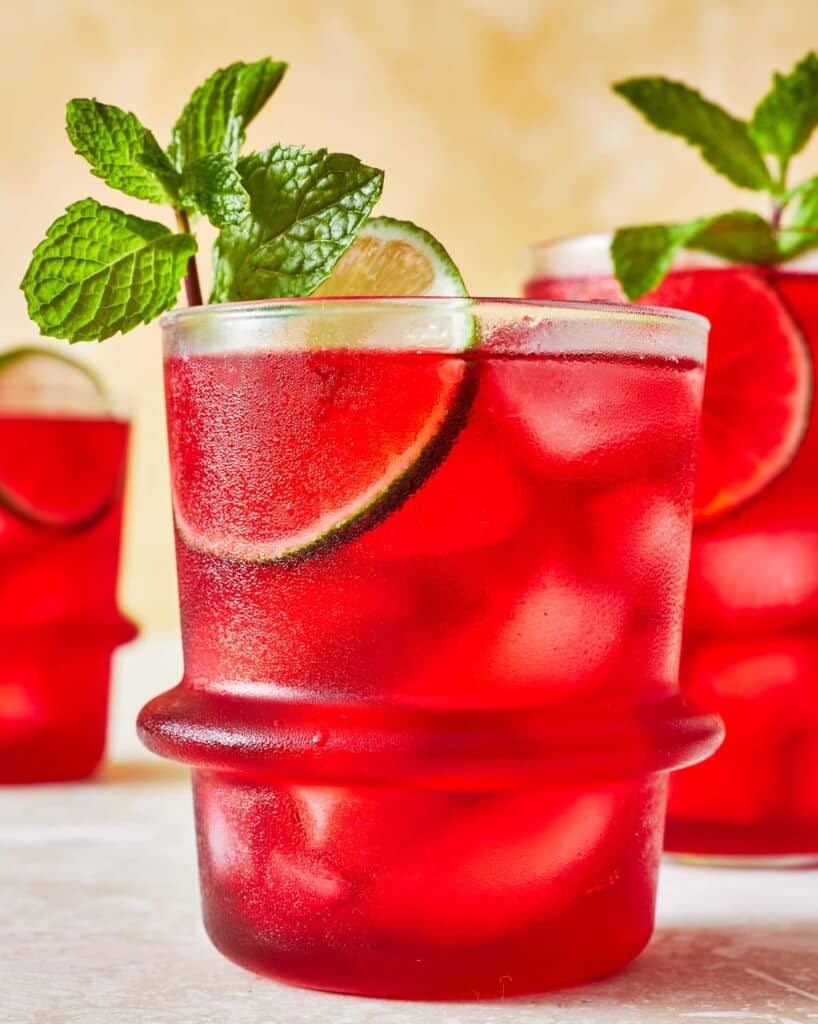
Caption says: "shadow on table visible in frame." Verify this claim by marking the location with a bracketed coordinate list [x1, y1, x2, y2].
[509, 922, 818, 1014]
[98, 758, 189, 786]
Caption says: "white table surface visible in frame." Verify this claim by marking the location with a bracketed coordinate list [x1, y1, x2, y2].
[1, 636, 817, 1024]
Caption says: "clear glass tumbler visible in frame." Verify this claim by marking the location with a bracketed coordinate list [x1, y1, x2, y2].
[525, 236, 818, 865]
[139, 297, 720, 997]
[0, 347, 136, 782]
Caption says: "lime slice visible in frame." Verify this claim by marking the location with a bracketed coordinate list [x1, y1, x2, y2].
[0, 347, 126, 529]
[315, 217, 469, 298]
[172, 219, 475, 563]
[647, 269, 813, 521]
[308, 217, 475, 353]
[0, 346, 107, 416]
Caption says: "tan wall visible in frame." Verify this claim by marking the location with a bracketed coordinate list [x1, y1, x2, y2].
[3, 0, 817, 631]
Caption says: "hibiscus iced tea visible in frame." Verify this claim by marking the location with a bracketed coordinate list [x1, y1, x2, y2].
[139, 298, 719, 997]
[0, 348, 135, 783]
[526, 237, 818, 862]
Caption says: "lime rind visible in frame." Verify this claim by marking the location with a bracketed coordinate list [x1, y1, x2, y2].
[0, 468, 125, 532]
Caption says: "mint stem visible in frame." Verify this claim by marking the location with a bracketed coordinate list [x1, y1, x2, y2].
[771, 201, 783, 231]
[174, 208, 203, 306]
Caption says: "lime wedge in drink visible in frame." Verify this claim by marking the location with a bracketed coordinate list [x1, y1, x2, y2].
[171, 219, 476, 563]
[0, 347, 125, 529]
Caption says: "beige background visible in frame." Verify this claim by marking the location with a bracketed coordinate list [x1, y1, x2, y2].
[3, 0, 818, 631]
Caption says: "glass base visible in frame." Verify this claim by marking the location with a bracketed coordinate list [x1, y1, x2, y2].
[667, 851, 818, 869]
[0, 731, 106, 784]
[665, 816, 818, 867]
[190, 769, 666, 998]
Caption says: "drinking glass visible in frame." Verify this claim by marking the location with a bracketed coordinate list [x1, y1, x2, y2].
[139, 297, 719, 996]
[525, 236, 818, 864]
[0, 348, 136, 782]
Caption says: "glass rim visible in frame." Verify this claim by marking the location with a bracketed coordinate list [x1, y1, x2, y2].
[161, 294, 709, 331]
[524, 230, 818, 279]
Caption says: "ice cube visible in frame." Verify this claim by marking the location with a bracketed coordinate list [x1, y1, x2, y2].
[487, 571, 628, 700]
[487, 359, 698, 482]
[687, 529, 818, 631]
[291, 785, 451, 883]
[365, 787, 622, 945]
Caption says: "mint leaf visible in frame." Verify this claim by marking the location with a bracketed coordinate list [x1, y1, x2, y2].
[211, 144, 384, 302]
[750, 53, 818, 168]
[66, 99, 179, 204]
[20, 199, 196, 342]
[614, 77, 773, 191]
[168, 58, 287, 171]
[612, 212, 783, 298]
[180, 154, 249, 227]
[686, 211, 779, 264]
[779, 176, 818, 258]
[611, 223, 703, 300]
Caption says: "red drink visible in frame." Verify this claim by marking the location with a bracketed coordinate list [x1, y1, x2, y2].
[0, 350, 135, 783]
[139, 298, 719, 997]
[526, 237, 818, 862]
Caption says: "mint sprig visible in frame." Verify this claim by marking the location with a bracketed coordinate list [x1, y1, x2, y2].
[21, 58, 384, 342]
[612, 52, 818, 298]
[212, 146, 384, 301]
